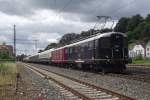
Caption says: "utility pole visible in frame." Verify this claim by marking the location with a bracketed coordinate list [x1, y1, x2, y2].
[14, 24, 16, 61]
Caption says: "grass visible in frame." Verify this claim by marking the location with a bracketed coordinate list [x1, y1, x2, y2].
[0, 62, 17, 85]
[132, 59, 150, 64]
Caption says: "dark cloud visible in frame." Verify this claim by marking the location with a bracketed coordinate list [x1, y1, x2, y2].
[0, 0, 34, 16]
[0, 0, 150, 22]
[0, 0, 150, 55]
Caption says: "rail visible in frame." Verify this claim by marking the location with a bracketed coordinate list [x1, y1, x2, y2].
[23, 63, 134, 100]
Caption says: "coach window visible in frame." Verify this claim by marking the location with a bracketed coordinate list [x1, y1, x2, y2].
[75, 46, 78, 53]
[65, 49, 68, 53]
[101, 37, 110, 48]
[70, 48, 72, 54]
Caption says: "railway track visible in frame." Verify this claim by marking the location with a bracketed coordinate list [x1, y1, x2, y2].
[128, 64, 150, 68]
[106, 65, 150, 83]
[22, 63, 134, 100]
[107, 72, 150, 83]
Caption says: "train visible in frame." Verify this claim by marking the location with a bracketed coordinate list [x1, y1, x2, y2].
[24, 32, 129, 73]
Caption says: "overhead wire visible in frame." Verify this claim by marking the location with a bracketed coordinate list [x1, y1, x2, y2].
[92, 0, 136, 30]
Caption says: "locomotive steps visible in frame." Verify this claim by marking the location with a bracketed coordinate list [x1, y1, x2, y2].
[22, 63, 134, 100]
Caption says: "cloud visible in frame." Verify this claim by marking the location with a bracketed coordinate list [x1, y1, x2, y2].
[0, 0, 150, 55]
[1, 0, 150, 22]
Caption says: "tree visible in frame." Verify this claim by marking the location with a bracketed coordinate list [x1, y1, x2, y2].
[145, 14, 150, 22]
[131, 22, 146, 40]
[45, 43, 57, 50]
[0, 52, 10, 59]
[59, 33, 79, 45]
[16, 54, 27, 61]
[38, 49, 44, 53]
[114, 17, 129, 33]
[127, 14, 143, 32]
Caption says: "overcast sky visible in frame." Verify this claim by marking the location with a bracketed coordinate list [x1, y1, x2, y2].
[0, 0, 150, 55]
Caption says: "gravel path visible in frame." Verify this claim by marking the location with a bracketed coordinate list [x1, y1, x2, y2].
[18, 63, 68, 100]
[29, 63, 150, 100]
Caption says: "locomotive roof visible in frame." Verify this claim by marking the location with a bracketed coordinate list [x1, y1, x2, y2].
[54, 32, 126, 51]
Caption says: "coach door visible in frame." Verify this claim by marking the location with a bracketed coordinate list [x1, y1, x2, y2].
[111, 34, 123, 59]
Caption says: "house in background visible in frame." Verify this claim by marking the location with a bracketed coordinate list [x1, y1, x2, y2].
[0, 43, 13, 58]
[146, 41, 150, 58]
[129, 44, 145, 58]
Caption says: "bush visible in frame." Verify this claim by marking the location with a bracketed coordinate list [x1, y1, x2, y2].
[133, 54, 143, 60]
[0, 52, 10, 59]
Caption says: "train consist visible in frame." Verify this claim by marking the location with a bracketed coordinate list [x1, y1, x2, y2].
[24, 32, 129, 73]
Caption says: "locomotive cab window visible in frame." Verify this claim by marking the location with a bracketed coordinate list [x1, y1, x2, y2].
[100, 37, 111, 48]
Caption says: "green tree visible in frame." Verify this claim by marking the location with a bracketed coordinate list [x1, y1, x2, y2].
[38, 49, 44, 53]
[45, 43, 57, 50]
[127, 14, 143, 32]
[59, 33, 79, 45]
[0, 52, 10, 59]
[114, 17, 129, 33]
[145, 14, 150, 22]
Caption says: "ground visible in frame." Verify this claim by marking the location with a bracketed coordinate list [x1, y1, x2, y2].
[0, 62, 67, 100]
[0, 62, 150, 100]
[0, 62, 40, 100]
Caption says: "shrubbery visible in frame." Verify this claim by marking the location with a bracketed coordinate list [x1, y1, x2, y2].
[133, 54, 143, 60]
[0, 52, 13, 60]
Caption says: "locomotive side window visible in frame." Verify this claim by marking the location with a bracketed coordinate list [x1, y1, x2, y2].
[123, 38, 128, 48]
[88, 41, 93, 50]
[95, 39, 99, 48]
[100, 37, 111, 48]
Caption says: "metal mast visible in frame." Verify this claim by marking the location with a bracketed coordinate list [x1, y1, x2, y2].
[14, 24, 16, 61]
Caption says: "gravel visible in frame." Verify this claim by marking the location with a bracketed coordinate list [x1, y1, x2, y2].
[20, 63, 68, 100]
[29, 63, 150, 100]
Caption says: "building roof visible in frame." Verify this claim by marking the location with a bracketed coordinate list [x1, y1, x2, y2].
[0, 45, 13, 50]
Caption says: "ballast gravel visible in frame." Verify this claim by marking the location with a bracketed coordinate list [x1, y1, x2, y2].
[20, 63, 69, 100]
[29, 63, 150, 100]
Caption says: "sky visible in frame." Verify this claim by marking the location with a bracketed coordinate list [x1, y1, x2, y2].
[0, 0, 150, 55]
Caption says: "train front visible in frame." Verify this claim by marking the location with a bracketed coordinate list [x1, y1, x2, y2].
[97, 32, 129, 72]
